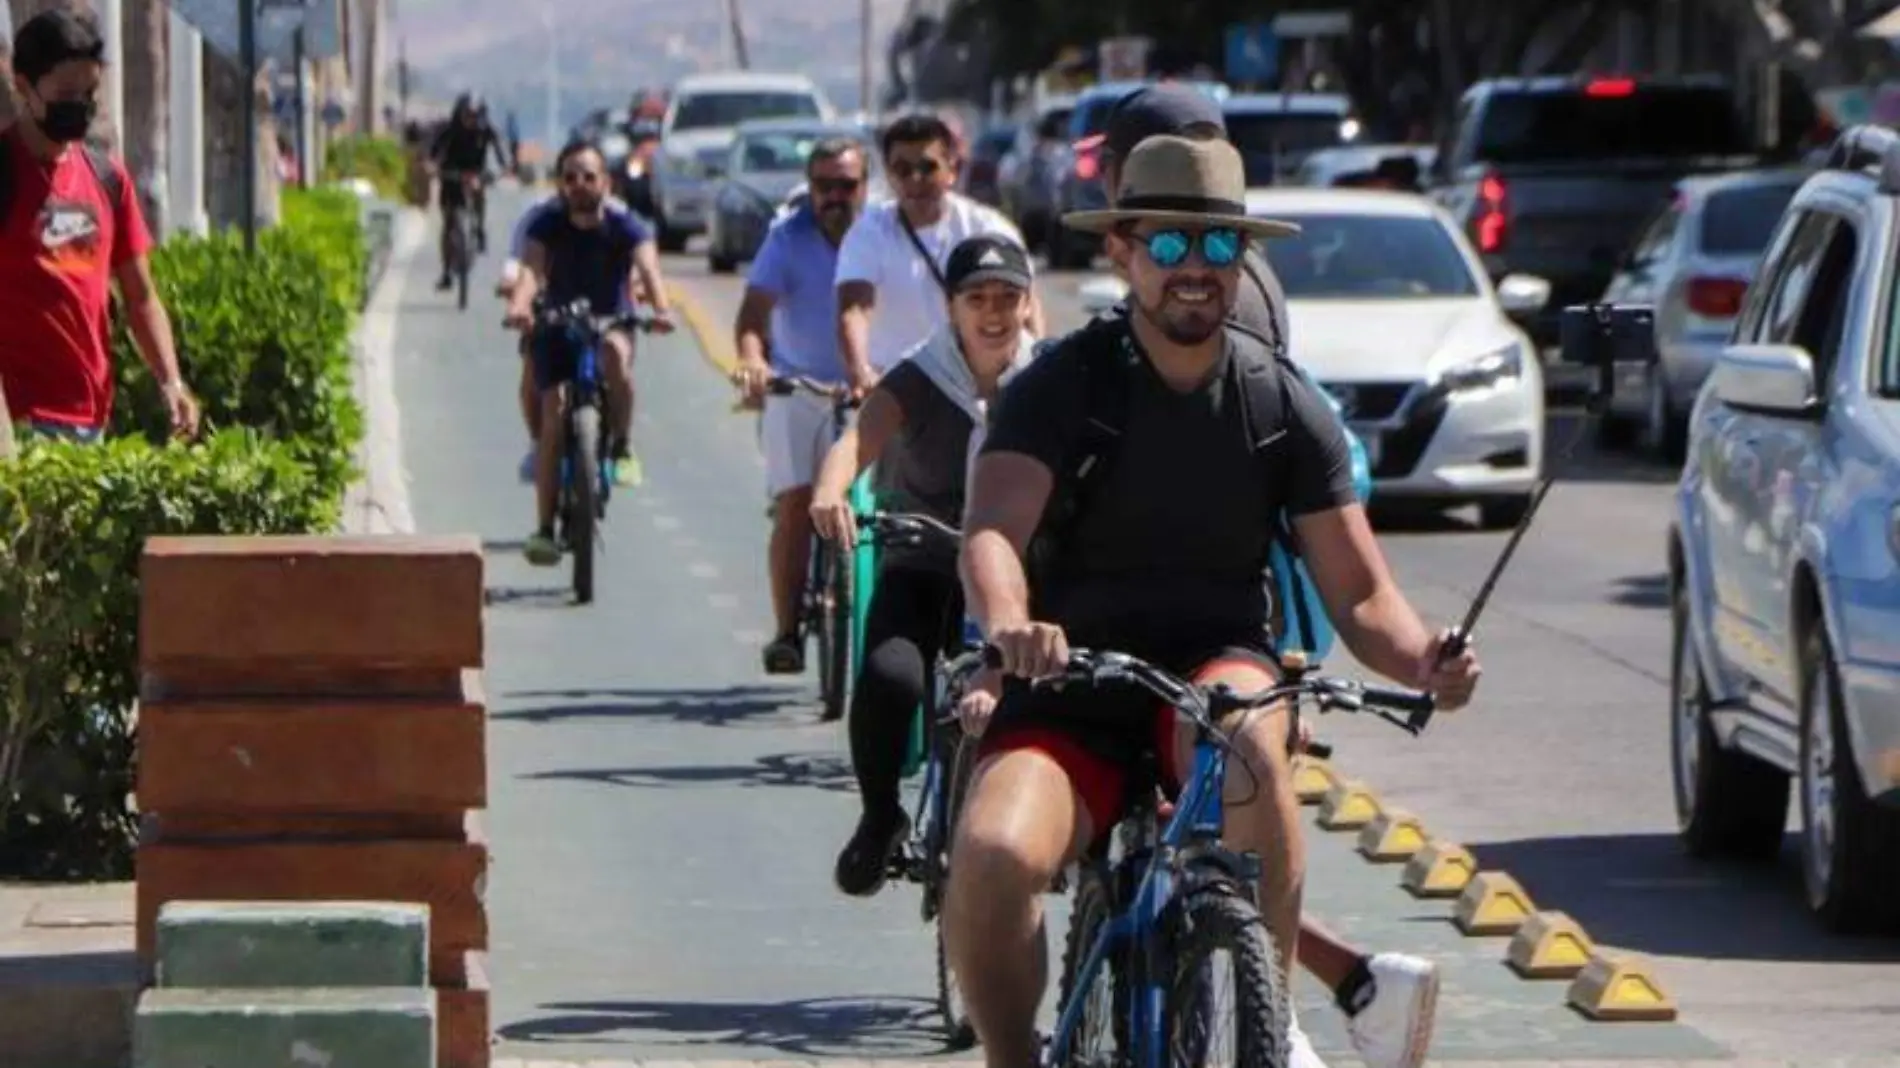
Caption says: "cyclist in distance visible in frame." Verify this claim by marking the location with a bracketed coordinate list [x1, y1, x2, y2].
[430, 92, 512, 289]
[1086, 84, 1450, 1068]
[503, 140, 675, 566]
[807, 233, 1036, 897]
[947, 135, 1480, 1068]
[731, 137, 871, 674]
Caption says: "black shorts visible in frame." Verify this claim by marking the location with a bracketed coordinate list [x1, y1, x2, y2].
[529, 322, 628, 392]
[976, 636, 1278, 844]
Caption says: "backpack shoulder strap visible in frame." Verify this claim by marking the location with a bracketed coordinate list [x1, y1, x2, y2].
[78, 145, 128, 257]
[1225, 323, 1322, 652]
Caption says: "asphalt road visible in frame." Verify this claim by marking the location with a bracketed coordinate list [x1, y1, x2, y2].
[387, 189, 1900, 1065]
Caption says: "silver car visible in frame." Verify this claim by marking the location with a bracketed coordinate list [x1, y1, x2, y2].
[706, 120, 877, 274]
[1669, 131, 1900, 931]
[1598, 167, 1807, 461]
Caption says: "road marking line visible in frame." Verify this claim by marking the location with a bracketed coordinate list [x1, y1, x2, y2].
[708, 592, 739, 610]
[667, 282, 739, 377]
[732, 627, 768, 644]
[651, 514, 681, 530]
[688, 562, 720, 579]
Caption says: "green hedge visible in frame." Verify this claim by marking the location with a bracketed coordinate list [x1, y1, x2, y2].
[322, 133, 406, 201]
[0, 432, 339, 878]
[109, 191, 366, 507]
[2, 188, 375, 878]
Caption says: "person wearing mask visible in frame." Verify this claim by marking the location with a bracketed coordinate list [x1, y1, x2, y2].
[0, 9, 199, 443]
[834, 113, 1045, 395]
[729, 138, 871, 675]
[809, 234, 1036, 895]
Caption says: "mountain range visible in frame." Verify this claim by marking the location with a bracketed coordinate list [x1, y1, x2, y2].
[394, 0, 915, 135]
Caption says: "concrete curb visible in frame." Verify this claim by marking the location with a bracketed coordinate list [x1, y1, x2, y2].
[0, 882, 136, 1068]
[341, 207, 425, 536]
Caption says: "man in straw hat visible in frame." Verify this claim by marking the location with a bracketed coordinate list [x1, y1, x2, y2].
[945, 133, 1482, 1068]
[1083, 86, 1445, 1068]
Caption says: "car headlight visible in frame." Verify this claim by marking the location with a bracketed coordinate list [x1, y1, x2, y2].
[1440, 342, 1524, 392]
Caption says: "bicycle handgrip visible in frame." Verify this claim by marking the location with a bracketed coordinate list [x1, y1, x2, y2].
[1362, 685, 1434, 716]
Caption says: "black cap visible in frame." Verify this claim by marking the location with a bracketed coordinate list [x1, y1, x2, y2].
[10, 9, 105, 84]
[945, 235, 1032, 293]
[1094, 84, 1227, 161]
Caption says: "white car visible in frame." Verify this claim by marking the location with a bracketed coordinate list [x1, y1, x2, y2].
[1079, 188, 1552, 528]
[653, 72, 834, 252]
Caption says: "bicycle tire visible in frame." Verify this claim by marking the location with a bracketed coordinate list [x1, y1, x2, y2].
[820, 545, 852, 722]
[1053, 861, 1127, 1068]
[1162, 887, 1289, 1068]
[929, 730, 978, 1050]
[570, 405, 601, 604]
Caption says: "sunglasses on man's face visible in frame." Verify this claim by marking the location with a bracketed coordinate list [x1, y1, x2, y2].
[1134, 227, 1244, 269]
[812, 177, 861, 195]
[562, 170, 602, 186]
[889, 157, 944, 181]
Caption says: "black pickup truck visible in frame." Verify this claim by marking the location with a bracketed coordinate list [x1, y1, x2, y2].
[1428, 75, 1759, 343]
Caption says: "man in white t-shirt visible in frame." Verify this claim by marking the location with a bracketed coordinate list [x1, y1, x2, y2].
[835, 113, 1045, 392]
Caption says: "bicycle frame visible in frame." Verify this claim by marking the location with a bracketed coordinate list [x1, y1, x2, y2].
[1042, 727, 1237, 1068]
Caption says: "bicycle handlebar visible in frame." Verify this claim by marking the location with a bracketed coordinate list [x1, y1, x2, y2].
[971, 644, 1436, 735]
[764, 375, 861, 409]
[855, 510, 960, 552]
[527, 297, 662, 335]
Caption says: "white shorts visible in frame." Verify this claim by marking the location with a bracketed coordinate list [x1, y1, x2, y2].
[762, 390, 844, 497]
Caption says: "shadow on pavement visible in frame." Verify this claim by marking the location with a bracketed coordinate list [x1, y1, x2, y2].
[497, 994, 949, 1057]
[520, 750, 857, 793]
[1610, 572, 1669, 609]
[494, 685, 806, 727]
[1472, 832, 1900, 963]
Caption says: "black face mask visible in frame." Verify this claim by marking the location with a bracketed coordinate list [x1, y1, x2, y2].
[37, 99, 95, 144]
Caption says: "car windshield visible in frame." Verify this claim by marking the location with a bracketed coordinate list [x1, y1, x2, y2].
[1226, 112, 1346, 185]
[1262, 213, 1480, 299]
[1473, 86, 1750, 164]
[1698, 181, 1801, 256]
[737, 131, 843, 173]
[673, 91, 820, 131]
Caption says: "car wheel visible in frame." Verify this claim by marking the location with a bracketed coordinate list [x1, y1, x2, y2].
[1595, 411, 1640, 451]
[1476, 494, 1533, 530]
[657, 216, 689, 254]
[1670, 575, 1788, 860]
[1644, 372, 1690, 466]
[709, 249, 737, 274]
[1797, 621, 1900, 932]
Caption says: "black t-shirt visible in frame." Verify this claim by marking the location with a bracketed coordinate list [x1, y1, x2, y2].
[525, 208, 651, 314]
[874, 359, 975, 574]
[981, 321, 1356, 653]
[432, 121, 504, 172]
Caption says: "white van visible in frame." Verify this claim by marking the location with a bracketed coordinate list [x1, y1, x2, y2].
[652, 72, 835, 251]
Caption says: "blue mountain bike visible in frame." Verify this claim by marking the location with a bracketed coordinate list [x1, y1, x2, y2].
[529, 297, 658, 605]
[978, 645, 1436, 1068]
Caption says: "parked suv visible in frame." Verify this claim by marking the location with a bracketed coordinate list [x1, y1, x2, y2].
[1666, 125, 1900, 933]
[652, 72, 832, 252]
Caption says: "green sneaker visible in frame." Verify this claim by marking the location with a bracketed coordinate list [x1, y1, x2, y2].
[523, 532, 561, 567]
[611, 447, 643, 488]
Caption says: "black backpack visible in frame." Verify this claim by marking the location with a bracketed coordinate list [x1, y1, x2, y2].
[1025, 313, 1324, 653]
[0, 135, 128, 235]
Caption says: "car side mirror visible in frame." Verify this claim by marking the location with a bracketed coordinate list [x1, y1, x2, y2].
[1711, 343, 1822, 419]
[1496, 273, 1551, 317]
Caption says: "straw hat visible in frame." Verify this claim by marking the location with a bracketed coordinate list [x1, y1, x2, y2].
[1062, 135, 1300, 238]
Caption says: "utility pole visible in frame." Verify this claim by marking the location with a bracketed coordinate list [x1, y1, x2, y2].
[240, 0, 257, 252]
[726, 0, 750, 70]
[293, 24, 308, 189]
[860, 0, 872, 113]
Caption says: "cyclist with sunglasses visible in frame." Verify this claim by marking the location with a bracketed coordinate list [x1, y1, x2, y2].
[949, 135, 1481, 1068]
[835, 113, 1045, 398]
[730, 137, 872, 673]
[504, 140, 675, 566]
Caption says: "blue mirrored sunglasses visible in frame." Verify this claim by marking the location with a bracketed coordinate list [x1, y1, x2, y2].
[1140, 227, 1244, 268]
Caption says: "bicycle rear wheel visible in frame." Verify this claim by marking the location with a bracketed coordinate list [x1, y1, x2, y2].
[819, 545, 853, 722]
[1163, 886, 1289, 1068]
[569, 405, 601, 604]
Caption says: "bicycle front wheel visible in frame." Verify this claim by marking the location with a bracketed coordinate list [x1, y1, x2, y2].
[1163, 887, 1290, 1068]
[929, 729, 979, 1050]
[1053, 861, 1126, 1068]
[819, 546, 852, 722]
[569, 405, 601, 604]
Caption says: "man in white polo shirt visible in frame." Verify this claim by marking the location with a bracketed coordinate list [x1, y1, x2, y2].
[835, 113, 1044, 391]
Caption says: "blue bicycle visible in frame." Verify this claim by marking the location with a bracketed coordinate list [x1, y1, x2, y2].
[969, 645, 1434, 1068]
[528, 297, 658, 605]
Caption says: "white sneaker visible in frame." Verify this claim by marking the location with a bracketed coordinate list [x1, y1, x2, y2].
[1287, 1004, 1329, 1068]
[1345, 953, 1439, 1068]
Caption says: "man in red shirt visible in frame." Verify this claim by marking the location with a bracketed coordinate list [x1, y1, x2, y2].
[0, 10, 197, 442]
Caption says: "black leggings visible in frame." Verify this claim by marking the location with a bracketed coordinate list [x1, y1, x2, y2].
[849, 565, 963, 813]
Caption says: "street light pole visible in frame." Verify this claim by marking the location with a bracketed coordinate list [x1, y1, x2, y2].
[240, 0, 257, 252]
[860, 0, 872, 114]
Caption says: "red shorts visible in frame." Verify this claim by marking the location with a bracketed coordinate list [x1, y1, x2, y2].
[975, 647, 1275, 843]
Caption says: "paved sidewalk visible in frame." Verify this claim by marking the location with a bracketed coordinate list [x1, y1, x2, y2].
[490, 1060, 1900, 1068]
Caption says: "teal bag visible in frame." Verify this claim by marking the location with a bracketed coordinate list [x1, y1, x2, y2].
[1269, 371, 1373, 661]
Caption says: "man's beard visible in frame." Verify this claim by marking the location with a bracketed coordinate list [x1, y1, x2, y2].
[817, 200, 854, 234]
[568, 194, 602, 214]
[1134, 288, 1225, 345]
